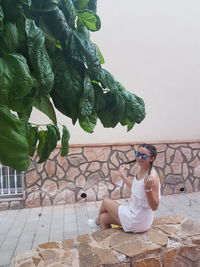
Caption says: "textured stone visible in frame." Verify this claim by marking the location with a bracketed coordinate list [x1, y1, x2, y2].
[184, 180, 193, 193]
[153, 214, 185, 225]
[134, 256, 161, 267]
[189, 143, 200, 149]
[84, 146, 111, 161]
[42, 195, 51, 206]
[0, 202, 9, 210]
[181, 147, 192, 161]
[97, 182, 109, 200]
[191, 235, 200, 244]
[56, 165, 65, 179]
[53, 189, 75, 205]
[189, 157, 200, 168]
[49, 148, 60, 160]
[163, 248, 177, 267]
[76, 175, 86, 188]
[45, 160, 56, 177]
[110, 152, 120, 167]
[88, 162, 101, 172]
[62, 239, 75, 249]
[179, 245, 200, 261]
[171, 151, 183, 174]
[15, 215, 200, 267]
[112, 239, 161, 257]
[147, 228, 168, 246]
[56, 155, 68, 171]
[182, 163, 189, 179]
[25, 191, 41, 208]
[154, 152, 165, 168]
[111, 170, 123, 187]
[42, 180, 58, 197]
[25, 171, 40, 187]
[181, 218, 200, 236]
[109, 231, 140, 247]
[165, 165, 172, 175]
[79, 163, 88, 173]
[68, 147, 83, 154]
[156, 224, 179, 235]
[68, 155, 86, 166]
[194, 165, 200, 177]
[112, 145, 131, 152]
[163, 185, 173, 195]
[166, 148, 175, 164]
[102, 162, 109, 177]
[166, 175, 183, 185]
[38, 242, 60, 249]
[10, 201, 22, 210]
[66, 167, 80, 181]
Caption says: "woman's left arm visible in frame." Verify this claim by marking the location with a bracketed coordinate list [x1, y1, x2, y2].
[144, 173, 160, 211]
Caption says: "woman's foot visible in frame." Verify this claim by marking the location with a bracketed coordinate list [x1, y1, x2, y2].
[87, 218, 101, 231]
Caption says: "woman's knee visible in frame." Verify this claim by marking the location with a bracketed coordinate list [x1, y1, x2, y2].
[99, 212, 109, 226]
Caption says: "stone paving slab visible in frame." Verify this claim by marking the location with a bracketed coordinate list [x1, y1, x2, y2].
[0, 191, 200, 267]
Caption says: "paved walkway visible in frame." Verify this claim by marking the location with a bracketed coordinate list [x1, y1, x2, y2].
[0, 191, 200, 267]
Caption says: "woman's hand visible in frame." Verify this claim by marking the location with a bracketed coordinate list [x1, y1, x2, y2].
[119, 164, 126, 178]
[144, 175, 154, 191]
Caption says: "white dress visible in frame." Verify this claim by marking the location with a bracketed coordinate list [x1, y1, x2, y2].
[118, 171, 161, 233]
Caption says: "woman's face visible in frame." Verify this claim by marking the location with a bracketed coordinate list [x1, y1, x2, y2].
[136, 146, 154, 168]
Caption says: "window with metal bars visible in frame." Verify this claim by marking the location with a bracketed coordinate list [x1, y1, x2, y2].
[0, 165, 24, 198]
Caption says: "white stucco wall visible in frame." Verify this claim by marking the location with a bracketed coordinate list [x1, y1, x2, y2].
[30, 0, 200, 144]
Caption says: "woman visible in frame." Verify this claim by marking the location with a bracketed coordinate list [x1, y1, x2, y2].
[88, 144, 161, 233]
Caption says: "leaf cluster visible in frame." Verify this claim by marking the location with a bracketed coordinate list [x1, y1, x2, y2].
[0, 0, 145, 171]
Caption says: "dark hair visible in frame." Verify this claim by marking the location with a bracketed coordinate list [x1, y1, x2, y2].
[139, 144, 157, 175]
[123, 143, 157, 175]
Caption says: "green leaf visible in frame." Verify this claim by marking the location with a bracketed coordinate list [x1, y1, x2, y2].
[77, 10, 101, 31]
[77, 0, 89, 10]
[98, 68, 125, 93]
[47, 124, 58, 154]
[61, 0, 76, 28]
[0, 106, 30, 170]
[88, 0, 97, 13]
[121, 91, 146, 124]
[0, 22, 19, 53]
[61, 125, 70, 156]
[70, 30, 101, 74]
[27, 126, 39, 157]
[0, 57, 12, 104]
[37, 130, 49, 163]
[25, 19, 54, 95]
[79, 73, 94, 116]
[0, 6, 4, 37]
[94, 43, 105, 64]
[51, 56, 84, 124]
[79, 113, 97, 133]
[97, 92, 125, 128]
[5, 53, 33, 99]
[8, 93, 34, 121]
[34, 95, 57, 125]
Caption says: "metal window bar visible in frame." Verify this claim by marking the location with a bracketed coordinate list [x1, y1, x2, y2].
[0, 165, 23, 196]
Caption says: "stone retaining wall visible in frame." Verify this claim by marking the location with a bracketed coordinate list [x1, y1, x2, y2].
[1, 141, 200, 209]
[14, 214, 200, 267]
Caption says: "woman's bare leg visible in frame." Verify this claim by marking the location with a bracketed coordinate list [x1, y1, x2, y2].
[99, 212, 121, 229]
[96, 198, 121, 227]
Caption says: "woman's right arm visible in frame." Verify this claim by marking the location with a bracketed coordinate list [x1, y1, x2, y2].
[119, 165, 133, 189]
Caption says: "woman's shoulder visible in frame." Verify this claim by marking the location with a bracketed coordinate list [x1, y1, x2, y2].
[150, 168, 160, 182]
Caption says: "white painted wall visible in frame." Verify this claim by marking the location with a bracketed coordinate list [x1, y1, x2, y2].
[30, 0, 200, 144]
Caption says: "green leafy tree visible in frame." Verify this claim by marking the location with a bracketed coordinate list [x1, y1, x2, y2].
[0, 0, 146, 171]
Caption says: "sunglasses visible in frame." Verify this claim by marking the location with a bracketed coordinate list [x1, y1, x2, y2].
[135, 151, 151, 160]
